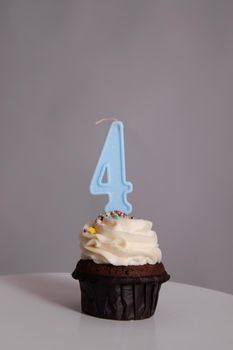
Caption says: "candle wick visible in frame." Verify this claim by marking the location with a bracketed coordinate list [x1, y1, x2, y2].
[96, 117, 118, 125]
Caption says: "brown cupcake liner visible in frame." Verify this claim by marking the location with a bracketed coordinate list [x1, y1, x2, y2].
[72, 271, 170, 320]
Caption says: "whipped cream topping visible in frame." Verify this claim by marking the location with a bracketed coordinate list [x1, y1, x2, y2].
[80, 213, 162, 266]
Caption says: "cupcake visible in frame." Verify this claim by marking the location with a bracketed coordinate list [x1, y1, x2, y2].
[72, 210, 170, 320]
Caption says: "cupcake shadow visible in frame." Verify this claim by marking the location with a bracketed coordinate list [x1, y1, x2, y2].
[8, 273, 81, 313]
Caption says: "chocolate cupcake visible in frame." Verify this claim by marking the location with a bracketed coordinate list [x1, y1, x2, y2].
[72, 211, 170, 320]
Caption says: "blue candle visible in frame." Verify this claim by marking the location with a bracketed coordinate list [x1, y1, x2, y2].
[90, 120, 133, 214]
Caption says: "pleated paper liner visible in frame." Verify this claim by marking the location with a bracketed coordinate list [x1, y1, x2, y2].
[72, 269, 170, 320]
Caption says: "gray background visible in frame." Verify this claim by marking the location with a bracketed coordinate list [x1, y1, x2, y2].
[0, 0, 233, 294]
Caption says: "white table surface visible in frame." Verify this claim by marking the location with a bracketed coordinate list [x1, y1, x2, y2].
[0, 273, 232, 350]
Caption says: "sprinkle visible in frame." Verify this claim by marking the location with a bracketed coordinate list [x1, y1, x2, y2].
[94, 211, 135, 222]
[87, 226, 96, 234]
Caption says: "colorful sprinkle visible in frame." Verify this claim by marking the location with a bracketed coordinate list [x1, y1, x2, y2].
[95, 211, 134, 222]
[87, 226, 96, 234]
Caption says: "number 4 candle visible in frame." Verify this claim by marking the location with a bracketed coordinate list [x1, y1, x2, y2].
[90, 120, 133, 214]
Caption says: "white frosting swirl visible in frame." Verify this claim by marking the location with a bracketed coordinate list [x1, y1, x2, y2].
[80, 217, 162, 266]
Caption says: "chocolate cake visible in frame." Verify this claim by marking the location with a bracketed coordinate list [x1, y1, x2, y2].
[73, 259, 169, 279]
[72, 211, 170, 320]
